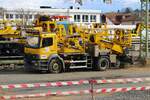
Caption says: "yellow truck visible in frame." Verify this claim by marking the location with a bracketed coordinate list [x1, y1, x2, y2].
[24, 15, 133, 73]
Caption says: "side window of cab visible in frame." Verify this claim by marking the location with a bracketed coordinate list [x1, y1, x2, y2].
[42, 38, 53, 47]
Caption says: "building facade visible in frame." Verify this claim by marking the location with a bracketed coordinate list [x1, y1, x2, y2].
[0, 8, 101, 25]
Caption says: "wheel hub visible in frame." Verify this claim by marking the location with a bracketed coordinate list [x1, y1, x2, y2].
[53, 63, 59, 70]
[101, 61, 107, 67]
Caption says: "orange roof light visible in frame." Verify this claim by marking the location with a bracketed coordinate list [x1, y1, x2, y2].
[50, 16, 71, 19]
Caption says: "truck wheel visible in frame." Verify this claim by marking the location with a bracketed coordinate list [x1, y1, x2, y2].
[97, 57, 110, 71]
[48, 59, 63, 73]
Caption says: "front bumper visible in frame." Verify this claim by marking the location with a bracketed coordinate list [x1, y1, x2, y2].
[25, 59, 48, 71]
[24, 54, 48, 71]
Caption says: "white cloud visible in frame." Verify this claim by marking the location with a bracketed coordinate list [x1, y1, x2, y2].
[121, 0, 140, 7]
[0, 0, 71, 9]
[0, 0, 140, 10]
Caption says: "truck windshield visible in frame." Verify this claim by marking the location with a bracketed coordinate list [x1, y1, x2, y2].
[26, 36, 40, 48]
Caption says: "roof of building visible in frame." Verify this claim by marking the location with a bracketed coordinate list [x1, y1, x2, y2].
[103, 12, 140, 25]
[5, 8, 101, 14]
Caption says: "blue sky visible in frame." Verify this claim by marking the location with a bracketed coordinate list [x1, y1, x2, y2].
[0, 0, 140, 12]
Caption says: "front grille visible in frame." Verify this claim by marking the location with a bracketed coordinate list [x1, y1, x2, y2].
[25, 54, 39, 62]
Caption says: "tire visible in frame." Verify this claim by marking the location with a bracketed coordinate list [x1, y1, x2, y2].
[48, 59, 63, 73]
[96, 57, 110, 71]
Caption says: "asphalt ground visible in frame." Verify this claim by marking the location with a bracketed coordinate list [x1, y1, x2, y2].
[22, 90, 150, 100]
[1, 64, 150, 100]
[0, 65, 150, 84]
[2, 82, 150, 95]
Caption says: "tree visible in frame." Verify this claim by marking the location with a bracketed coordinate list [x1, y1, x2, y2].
[134, 9, 140, 13]
[125, 7, 133, 13]
[103, 0, 112, 4]
[75, 0, 112, 5]
[121, 7, 133, 13]
[75, 0, 83, 5]
[117, 10, 120, 13]
[0, 7, 6, 21]
[134, 9, 140, 17]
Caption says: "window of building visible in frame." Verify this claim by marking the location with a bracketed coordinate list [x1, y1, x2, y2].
[10, 14, 13, 19]
[29, 15, 32, 19]
[20, 14, 23, 19]
[90, 15, 96, 22]
[6, 14, 9, 19]
[25, 15, 28, 19]
[101, 15, 106, 23]
[82, 15, 88, 22]
[15, 14, 19, 19]
[34, 15, 38, 19]
[74, 15, 80, 22]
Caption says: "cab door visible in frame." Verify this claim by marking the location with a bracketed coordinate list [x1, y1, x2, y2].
[40, 35, 57, 59]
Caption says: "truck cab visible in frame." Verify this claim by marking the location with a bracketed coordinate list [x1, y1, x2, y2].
[25, 32, 59, 72]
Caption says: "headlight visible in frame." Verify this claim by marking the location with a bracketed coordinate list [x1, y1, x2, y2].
[40, 55, 47, 59]
[34, 62, 39, 66]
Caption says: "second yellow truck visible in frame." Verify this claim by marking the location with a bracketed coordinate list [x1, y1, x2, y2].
[24, 15, 134, 73]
